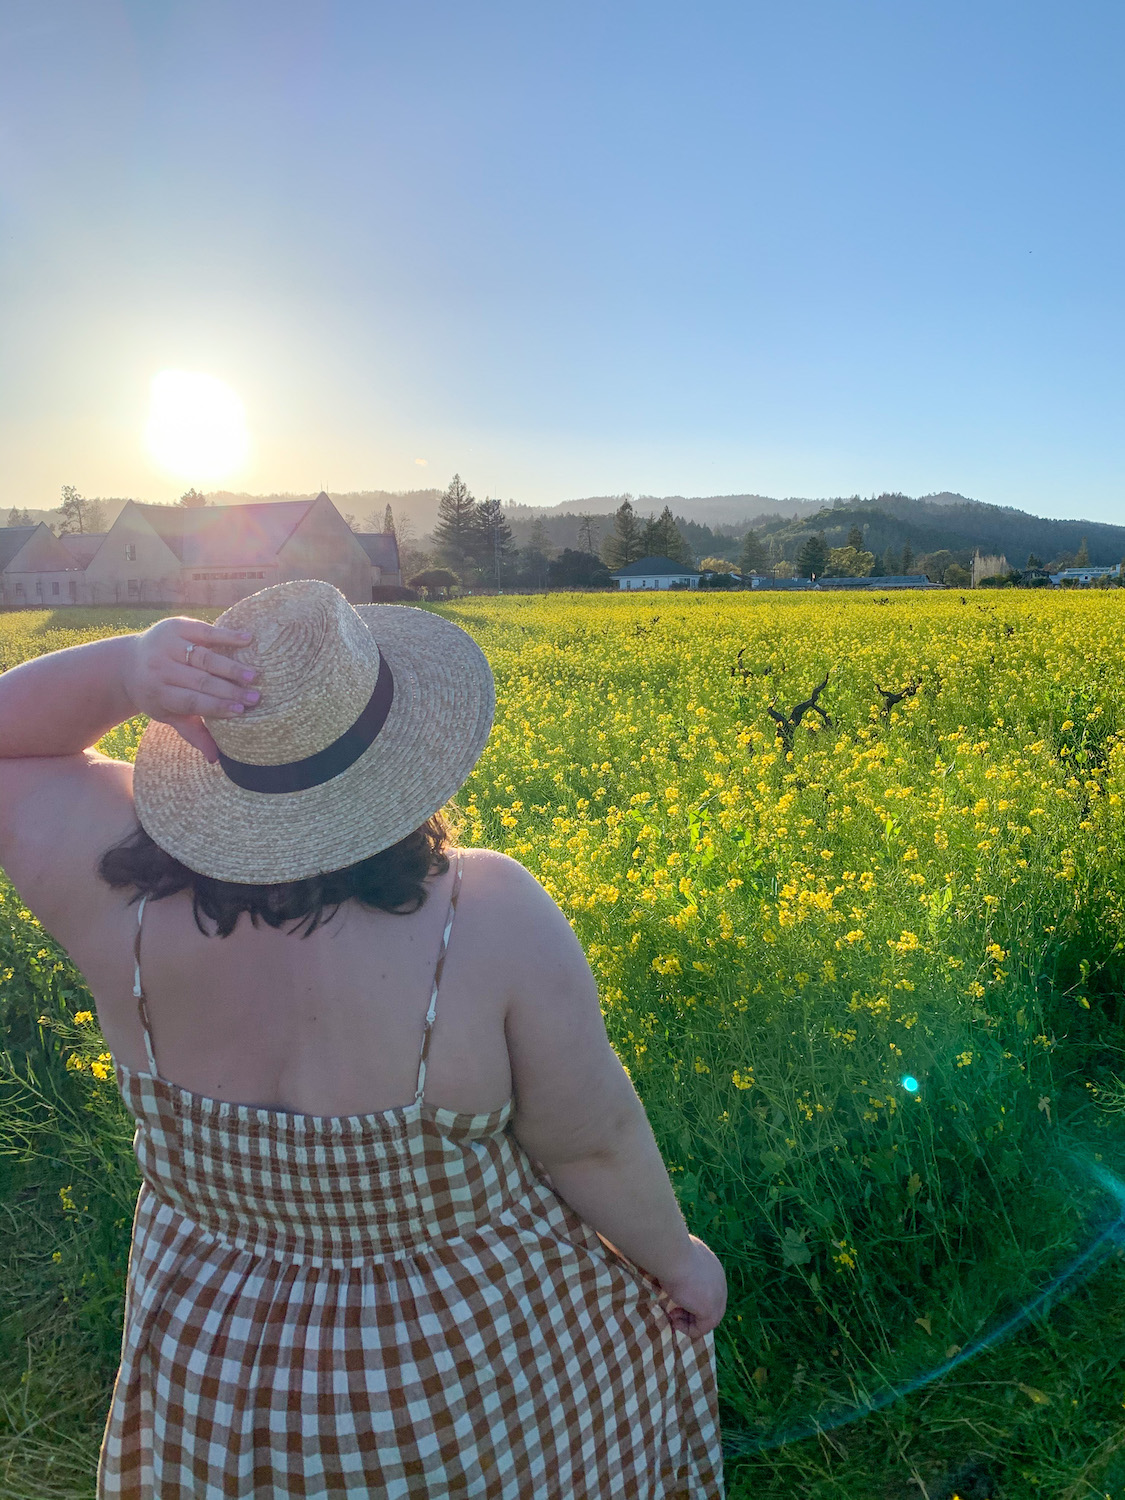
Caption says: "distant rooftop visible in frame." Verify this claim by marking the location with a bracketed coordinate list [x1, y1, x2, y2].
[58, 532, 107, 567]
[134, 499, 314, 567]
[353, 532, 399, 569]
[865, 575, 938, 588]
[0, 526, 38, 570]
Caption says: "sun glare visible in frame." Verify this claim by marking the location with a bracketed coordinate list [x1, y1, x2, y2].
[145, 370, 249, 482]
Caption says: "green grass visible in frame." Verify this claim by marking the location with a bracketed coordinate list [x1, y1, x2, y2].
[4, 595, 1125, 1498]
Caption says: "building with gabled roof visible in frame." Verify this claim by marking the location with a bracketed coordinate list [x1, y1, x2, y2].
[1051, 564, 1121, 586]
[867, 574, 939, 589]
[352, 532, 401, 576]
[80, 492, 399, 607]
[58, 533, 108, 568]
[611, 555, 701, 590]
[0, 524, 85, 609]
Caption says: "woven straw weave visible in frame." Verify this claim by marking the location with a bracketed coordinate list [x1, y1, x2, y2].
[133, 583, 495, 884]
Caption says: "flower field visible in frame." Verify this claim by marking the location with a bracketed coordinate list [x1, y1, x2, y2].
[4, 594, 1125, 1498]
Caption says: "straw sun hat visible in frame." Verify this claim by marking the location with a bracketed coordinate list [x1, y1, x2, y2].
[132, 580, 495, 884]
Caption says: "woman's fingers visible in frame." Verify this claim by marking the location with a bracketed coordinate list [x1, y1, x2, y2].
[127, 619, 260, 727]
[156, 680, 251, 718]
[164, 660, 259, 706]
[180, 619, 255, 651]
[668, 1305, 715, 1338]
[171, 641, 258, 689]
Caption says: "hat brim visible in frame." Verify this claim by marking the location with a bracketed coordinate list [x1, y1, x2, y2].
[132, 605, 494, 883]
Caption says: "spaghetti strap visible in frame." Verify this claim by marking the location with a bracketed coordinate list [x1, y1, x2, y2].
[132, 896, 159, 1077]
[414, 854, 464, 1104]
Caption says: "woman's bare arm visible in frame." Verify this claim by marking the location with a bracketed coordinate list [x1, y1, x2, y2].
[492, 854, 726, 1333]
[0, 618, 259, 916]
[0, 619, 257, 763]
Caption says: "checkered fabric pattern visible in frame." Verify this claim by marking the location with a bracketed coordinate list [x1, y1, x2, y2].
[96, 870, 723, 1498]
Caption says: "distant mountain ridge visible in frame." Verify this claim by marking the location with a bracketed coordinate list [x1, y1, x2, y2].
[754, 493, 1125, 569]
[545, 493, 828, 526]
[505, 490, 1125, 568]
[7, 485, 1122, 570]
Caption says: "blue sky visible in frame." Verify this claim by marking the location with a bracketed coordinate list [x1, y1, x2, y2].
[2, 1, 1123, 517]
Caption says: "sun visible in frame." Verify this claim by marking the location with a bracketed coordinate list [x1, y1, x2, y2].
[145, 370, 249, 483]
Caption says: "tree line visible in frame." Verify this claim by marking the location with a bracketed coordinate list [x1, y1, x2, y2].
[410, 481, 723, 592]
[6, 487, 109, 535]
[410, 480, 829, 590]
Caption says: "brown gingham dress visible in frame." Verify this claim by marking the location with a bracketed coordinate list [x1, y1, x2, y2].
[97, 858, 724, 1498]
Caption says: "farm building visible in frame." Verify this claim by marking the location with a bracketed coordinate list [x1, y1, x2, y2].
[1051, 564, 1121, 585]
[0, 494, 400, 609]
[0, 524, 84, 608]
[754, 574, 940, 591]
[866, 574, 939, 589]
[59, 532, 108, 568]
[352, 531, 401, 581]
[612, 556, 701, 590]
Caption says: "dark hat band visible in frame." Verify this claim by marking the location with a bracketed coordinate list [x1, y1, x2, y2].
[217, 653, 395, 794]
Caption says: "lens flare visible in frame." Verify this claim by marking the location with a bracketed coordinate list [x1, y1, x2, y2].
[901, 1075, 920, 1093]
[145, 370, 249, 482]
[721, 1151, 1125, 1458]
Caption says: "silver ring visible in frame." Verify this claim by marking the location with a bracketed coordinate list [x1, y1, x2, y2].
[185, 643, 195, 663]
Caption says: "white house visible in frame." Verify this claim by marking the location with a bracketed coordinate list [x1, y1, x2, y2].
[1050, 564, 1121, 586]
[612, 556, 700, 590]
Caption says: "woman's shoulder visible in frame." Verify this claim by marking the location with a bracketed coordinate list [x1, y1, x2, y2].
[0, 751, 137, 938]
[457, 843, 536, 886]
[453, 846, 592, 992]
[456, 845, 557, 911]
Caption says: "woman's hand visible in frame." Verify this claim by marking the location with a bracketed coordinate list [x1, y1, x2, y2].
[658, 1236, 727, 1338]
[122, 618, 259, 762]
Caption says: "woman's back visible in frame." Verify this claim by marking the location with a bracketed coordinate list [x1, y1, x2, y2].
[93, 850, 722, 1498]
[75, 847, 515, 1119]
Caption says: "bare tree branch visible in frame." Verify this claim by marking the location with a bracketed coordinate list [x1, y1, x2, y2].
[875, 680, 920, 714]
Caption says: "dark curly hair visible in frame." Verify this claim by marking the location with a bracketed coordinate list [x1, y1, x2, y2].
[99, 815, 453, 937]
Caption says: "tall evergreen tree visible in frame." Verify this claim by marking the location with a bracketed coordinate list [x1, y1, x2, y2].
[383, 504, 396, 537]
[1076, 536, 1090, 565]
[738, 528, 767, 575]
[796, 532, 829, 579]
[601, 498, 645, 569]
[640, 505, 693, 566]
[474, 497, 517, 586]
[882, 544, 901, 576]
[433, 474, 478, 571]
[901, 541, 915, 574]
[847, 524, 864, 551]
[522, 516, 554, 589]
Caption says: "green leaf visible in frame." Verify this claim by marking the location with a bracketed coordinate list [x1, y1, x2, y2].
[781, 1228, 812, 1267]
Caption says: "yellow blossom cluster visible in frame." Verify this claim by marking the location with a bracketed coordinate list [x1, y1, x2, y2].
[5, 593, 1125, 1442]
